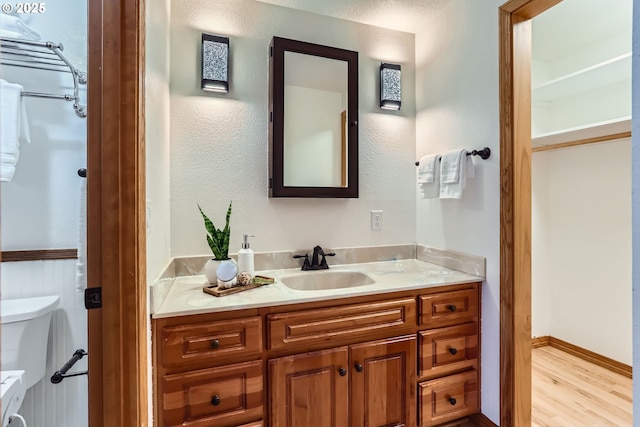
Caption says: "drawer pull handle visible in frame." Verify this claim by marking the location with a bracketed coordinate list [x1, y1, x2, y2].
[339, 367, 347, 377]
[211, 395, 221, 406]
[448, 397, 457, 406]
[210, 339, 220, 349]
[447, 304, 457, 312]
[354, 363, 363, 373]
[449, 347, 458, 355]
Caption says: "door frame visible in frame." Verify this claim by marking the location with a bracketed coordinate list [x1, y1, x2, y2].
[87, 0, 147, 426]
[499, 0, 561, 425]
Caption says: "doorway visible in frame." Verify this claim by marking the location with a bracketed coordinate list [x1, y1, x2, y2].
[500, 0, 633, 425]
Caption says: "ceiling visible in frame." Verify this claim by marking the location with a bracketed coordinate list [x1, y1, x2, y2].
[254, 0, 453, 34]
[532, 0, 632, 62]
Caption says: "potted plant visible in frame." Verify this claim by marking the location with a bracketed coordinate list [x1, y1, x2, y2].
[198, 201, 234, 284]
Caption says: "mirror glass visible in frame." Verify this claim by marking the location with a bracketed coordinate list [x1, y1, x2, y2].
[283, 52, 348, 188]
[270, 37, 358, 198]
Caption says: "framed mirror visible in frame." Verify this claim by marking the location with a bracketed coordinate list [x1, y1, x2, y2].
[269, 37, 359, 198]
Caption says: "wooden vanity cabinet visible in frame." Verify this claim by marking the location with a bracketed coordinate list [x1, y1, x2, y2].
[152, 282, 480, 427]
[269, 335, 416, 427]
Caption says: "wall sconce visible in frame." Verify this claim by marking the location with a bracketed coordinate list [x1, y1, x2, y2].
[380, 63, 401, 110]
[201, 33, 229, 93]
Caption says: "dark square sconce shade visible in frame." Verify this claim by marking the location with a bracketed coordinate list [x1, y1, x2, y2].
[201, 33, 229, 93]
[380, 63, 401, 110]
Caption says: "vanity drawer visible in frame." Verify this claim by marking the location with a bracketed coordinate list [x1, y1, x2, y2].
[161, 316, 263, 368]
[419, 289, 478, 328]
[418, 370, 479, 427]
[161, 360, 263, 427]
[419, 322, 478, 378]
[268, 297, 416, 350]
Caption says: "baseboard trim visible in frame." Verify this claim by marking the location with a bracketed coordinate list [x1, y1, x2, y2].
[469, 413, 499, 427]
[531, 336, 632, 378]
[531, 335, 550, 349]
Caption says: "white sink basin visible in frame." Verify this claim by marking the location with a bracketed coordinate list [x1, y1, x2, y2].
[280, 271, 375, 291]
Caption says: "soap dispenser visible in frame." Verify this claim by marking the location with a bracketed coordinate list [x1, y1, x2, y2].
[238, 234, 255, 276]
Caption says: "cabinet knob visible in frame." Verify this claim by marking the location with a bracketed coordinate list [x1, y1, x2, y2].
[448, 397, 457, 406]
[210, 339, 220, 349]
[211, 395, 221, 406]
[354, 362, 363, 373]
[447, 304, 457, 312]
[338, 367, 347, 377]
[449, 347, 458, 355]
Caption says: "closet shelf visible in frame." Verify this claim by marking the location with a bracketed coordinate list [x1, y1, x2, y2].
[532, 52, 631, 102]
[0, 37, 87, 118]
[532, 116, 631, 148]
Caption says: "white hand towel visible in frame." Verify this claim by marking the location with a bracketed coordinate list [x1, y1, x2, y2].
[417, 154, 441, 199]
[0, 14, 41, 40]
[439, 149, 474, 199]
[0, 79, 27, 182]
[76, 179, 87, 292]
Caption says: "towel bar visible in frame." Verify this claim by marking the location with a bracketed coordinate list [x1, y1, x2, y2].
[415, 147, 491, 166]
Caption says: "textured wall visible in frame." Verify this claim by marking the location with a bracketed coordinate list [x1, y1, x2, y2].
[0, 3, 87, 250]
[532, 140, 632, 364]
[146, 0, 172, 281]
[169, 0, 416, 257]
[414, 0, 501, 422]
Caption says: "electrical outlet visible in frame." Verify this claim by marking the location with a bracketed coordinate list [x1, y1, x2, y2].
[371, 210, 382, 231]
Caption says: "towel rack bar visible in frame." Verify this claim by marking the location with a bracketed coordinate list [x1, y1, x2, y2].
[0, 37, 86, 118]
[22, 91, 75, 101]
[415, 147, 491, 166]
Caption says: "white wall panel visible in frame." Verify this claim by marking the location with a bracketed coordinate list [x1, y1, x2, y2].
[1, 259, 87, 427]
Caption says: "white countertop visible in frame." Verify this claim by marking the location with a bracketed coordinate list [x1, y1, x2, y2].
[153, 259, 483, 319]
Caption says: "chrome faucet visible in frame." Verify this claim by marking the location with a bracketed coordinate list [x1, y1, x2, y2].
[293, 245, 335, 270]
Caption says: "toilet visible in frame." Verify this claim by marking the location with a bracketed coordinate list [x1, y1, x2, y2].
[0, 296, 59, 423]
[1, 370, 25, 427]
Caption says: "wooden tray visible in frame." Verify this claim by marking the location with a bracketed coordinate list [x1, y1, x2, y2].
[202, 276, 274, 297]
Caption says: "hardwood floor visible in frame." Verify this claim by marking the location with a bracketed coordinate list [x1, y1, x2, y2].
[532, 346, 632, 427]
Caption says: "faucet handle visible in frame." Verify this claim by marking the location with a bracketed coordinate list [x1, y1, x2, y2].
[293, 254, 311, 270]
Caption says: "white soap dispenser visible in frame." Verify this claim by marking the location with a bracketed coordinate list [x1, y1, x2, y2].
[238, 234, 255, 276]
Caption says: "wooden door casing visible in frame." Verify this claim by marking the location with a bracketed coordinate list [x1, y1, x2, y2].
[349, 335, 417, 427]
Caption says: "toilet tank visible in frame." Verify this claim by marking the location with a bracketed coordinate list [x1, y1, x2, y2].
[1, 296, 59, 389]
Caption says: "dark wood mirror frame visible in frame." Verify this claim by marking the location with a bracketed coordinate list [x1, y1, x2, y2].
[269, 37, 359, 198]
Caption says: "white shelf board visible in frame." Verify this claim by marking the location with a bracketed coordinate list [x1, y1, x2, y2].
[532, 116, 631, 148]
[532, 53, 631, 102]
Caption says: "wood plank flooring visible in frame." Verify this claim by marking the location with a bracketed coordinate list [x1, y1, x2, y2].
[454, 346, 632, 427]
[532, 346, 632, 427]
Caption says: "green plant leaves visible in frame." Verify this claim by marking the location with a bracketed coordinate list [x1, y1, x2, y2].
[198, 202, 232, 260]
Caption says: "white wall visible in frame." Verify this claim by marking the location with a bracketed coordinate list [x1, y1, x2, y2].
[145, 0, 172, 281]
[0, 4, 87, 250]
[532, 140, 632, 364]
[169, 0, 416, 257]
[531, 152, 551, 338]
[415, 0, 501, 422]
[631, 0, 640, 423]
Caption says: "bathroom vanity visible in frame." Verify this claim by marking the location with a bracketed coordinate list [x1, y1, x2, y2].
[152, 255, 482, 427]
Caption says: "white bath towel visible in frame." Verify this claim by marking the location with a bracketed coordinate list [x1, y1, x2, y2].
[1, 79, 30, 182]
[76, 179, 87, 292]
[0, 14, 41, 40]
[439, 149, 475, 199]
[417, 153, 441, 199]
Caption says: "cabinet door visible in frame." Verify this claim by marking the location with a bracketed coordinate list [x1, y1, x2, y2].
[350, 335, 416, 427]
[269, 347, 349, 427]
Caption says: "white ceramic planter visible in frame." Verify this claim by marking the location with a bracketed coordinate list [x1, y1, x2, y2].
[204, 258, 238, 286]
[204, 258, 222, 284]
